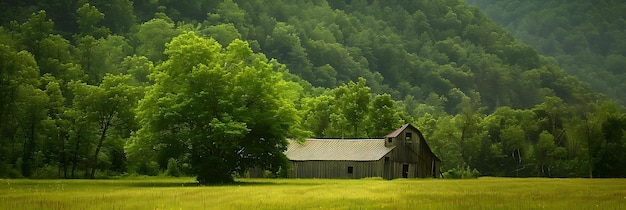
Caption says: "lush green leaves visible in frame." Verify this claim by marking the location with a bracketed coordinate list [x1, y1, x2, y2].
[134, 32, 301, 183]
[467, 0, 626, 104]
[0, 0, 624, 179]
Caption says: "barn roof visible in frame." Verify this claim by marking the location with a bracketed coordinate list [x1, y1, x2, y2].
[285, 139, 395, 161]
[384, 123, 416, 138]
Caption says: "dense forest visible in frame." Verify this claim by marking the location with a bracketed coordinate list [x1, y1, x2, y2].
[467, 0, 626, 104]
[0, 0, 624, 182]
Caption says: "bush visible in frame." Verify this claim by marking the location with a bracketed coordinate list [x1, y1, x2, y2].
[137, 161, 160, 176]
[262, 166, 289, 178]
[443, 165, 480, 179]
[32, 164, 59, 179]
[165, 158, 180, 177]
[0, 163, 21, 178]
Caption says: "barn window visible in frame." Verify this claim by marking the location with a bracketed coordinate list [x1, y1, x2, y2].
[405, 132, 412, 141]
[347, 166, 354, 174]
[387, 137, 393, 143]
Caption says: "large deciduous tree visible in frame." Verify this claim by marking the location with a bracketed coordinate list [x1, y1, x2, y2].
[133, 32, 301, 183]
[332, 77, 370, 138]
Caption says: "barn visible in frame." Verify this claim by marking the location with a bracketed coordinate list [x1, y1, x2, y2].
[284, 124, 441, 179]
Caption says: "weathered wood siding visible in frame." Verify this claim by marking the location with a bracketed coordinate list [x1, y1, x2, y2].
[383, 161, 418, 179]
[418, 137, 442, 178]
[383, 125, 441, 178]
[263, 124, 441, 179]
[288, 160, 384, 178]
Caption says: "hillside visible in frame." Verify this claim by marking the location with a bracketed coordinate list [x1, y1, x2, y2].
[1, 0, 603, 112]
[466, 0, 626, 104]
[0, 0, 624, 179]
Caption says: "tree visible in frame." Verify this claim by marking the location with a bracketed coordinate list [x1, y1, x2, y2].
[576, 101, 615, 178]
[133, 32, 302, 183]
[71, 74, 141, 178]
[332, 77, 371, 137]
[86, 0, 135, 34]
[300, 95, 334, 138]
[42, 80, 69, 178]
[366, 94, 403, 137]
[62, 106, 95, 178]
[0, 44, 40, 177]
[135, 18, 181, 62]
[533, 96, 570, 146]
[451, 92, 483, 174]
[91, 35, 133, 77]
[595, 112, 626, 177]
[535, 130, 566, 177]
[119, 55, 153, 84]
[17, 87, 48, 177]
[263, 22, 314, 84]
[76, 3, 110, 38]
[429, 115, 462, 171]
[214, 0, 249, 38]
[202, 23, 242, 46]
[18, 10, 53, 61]
[75, 35, 98, 84]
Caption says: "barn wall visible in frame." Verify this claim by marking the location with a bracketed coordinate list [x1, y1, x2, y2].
[289, 160, 384, 178]
[387, 126, 421, 164]
[383, 161, 419, 179]
[385, 125, 441, 178]
[418, 138, 442, 178]
[274, 124, 442, 179]
[387, 145, 419, 163]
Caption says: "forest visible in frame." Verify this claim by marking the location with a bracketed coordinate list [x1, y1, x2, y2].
[0, 0, 624, 182]
[467, 0, 626, 105]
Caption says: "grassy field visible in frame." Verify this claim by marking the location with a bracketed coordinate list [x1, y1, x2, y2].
[1, 177, 625, 209]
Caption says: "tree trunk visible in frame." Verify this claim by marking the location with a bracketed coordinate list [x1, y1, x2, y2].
[71, 134, 81, 178]
[21, 119, 37, 177]
[90, 126, 108, 179]
[60, 132, 68, 178]
[90, 107, 117, 179]
[583, 113, 594, 178]
[589, 158, 593, 179]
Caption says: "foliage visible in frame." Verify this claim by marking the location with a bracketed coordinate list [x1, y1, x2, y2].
[300, 78, 405, 138]
[443, 165, 481, 179]
[0, 0, 624, 179]
[165, 158, 181, 177]
[132, 32, 301, 183]
[467, 0, 626, 104]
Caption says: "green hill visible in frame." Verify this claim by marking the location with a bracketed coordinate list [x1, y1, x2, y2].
[0, 0, 624, 179]
[467, 0, 626, 104]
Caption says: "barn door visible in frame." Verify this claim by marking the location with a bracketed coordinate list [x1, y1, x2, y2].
[402, 164, 409, 178]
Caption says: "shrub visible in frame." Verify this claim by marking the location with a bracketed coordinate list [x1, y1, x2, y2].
[165, 158, 180, 177]
[0, 163, 21, 178]
[443, 165, 480, 179]
[137, 161, 160, 176]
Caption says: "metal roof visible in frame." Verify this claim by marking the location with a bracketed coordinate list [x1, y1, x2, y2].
[285, 139, 395, 161]
[384, 124, 414, 138]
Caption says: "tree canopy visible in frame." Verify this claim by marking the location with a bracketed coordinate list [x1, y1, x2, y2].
[130, 32, 301, 183]
[0, 0, 624, 181]
[467, 0, 626, 104]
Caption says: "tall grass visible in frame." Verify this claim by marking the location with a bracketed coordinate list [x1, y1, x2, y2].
[1, 177, 625, 209]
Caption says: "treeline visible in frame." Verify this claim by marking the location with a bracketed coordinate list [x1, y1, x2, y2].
[0, 0, 624, 179]
[467, 0, 626, 104]
[304, 80, 626, 178]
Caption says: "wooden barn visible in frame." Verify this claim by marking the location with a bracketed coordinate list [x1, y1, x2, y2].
[284, 124, 441, 179]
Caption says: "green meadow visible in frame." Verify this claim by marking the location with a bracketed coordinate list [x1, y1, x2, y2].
[1, 177, 625, 209]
